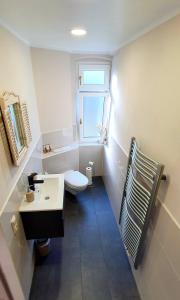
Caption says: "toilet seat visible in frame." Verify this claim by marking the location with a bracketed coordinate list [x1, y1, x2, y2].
[64, 170, 88, 190]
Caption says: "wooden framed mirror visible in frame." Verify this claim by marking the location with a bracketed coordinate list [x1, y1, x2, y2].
[0, 92, 32, 166]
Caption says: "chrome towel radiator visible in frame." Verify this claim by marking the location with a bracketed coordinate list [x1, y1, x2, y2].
[119, 137, 166, 269]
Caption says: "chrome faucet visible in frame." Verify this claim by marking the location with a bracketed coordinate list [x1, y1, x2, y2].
[28, 172, 44, 191]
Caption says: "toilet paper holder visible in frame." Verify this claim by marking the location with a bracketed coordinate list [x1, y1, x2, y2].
[86, 161, 95, 185]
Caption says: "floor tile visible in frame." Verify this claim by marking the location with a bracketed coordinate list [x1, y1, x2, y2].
[29, 177, 140, 300]
[82, 267, 112, 300]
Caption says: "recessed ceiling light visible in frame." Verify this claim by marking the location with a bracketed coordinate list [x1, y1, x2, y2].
[71, 28, 87, 36]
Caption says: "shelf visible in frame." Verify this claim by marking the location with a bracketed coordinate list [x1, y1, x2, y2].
[41, 144, 79, 160]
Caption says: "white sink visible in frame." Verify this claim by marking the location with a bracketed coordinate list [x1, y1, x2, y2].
[19, 174, 64, 212]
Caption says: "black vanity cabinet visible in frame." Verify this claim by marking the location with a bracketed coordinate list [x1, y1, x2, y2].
[20, 210, 64, 240]
[19, 174, 64, 240]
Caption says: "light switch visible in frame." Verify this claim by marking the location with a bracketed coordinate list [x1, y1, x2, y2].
[10, 215, 19, 235]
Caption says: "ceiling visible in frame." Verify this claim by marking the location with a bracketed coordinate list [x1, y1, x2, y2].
[0, 0, 180, 54]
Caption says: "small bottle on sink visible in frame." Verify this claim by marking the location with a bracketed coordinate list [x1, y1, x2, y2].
[26, 186, 34, 202]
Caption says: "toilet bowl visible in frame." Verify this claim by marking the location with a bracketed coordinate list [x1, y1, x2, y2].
[64, 170, 88, 195]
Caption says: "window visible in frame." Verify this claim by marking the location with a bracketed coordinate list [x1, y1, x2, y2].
[83, 70, 104, 85]
[79, 64, 110, 92]
[80, 93, 107, 139]
[78, 63, 111, 142]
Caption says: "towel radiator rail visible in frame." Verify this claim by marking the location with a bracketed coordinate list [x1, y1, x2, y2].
[119, 137, 166, 269]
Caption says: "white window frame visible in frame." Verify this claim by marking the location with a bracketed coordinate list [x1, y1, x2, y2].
[77, 62, 111, 143]
[79, 64, 110, 92]
[79, 92, 109, 143]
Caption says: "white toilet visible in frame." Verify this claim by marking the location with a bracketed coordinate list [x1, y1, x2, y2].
[64, 170, 88, 195]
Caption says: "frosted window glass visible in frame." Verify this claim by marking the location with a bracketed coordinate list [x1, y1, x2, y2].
[83, 71, 105, 85]
[83, 96, 104, 138]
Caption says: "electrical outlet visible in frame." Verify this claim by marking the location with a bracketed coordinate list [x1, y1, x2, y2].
[10, 215, 19, 235]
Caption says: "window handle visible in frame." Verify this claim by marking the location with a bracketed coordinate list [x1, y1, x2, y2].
[79, 76, 82, 86]
[80, 118, 82, 125]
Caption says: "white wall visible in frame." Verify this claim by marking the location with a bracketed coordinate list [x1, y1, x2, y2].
[110, 14, 180, 224]
[104, 14, 180, 300]
[0, 25, 41, 211]
[31, 51, 110, 177]
[0, 25, 42, 299]
[0, 141, 42, 300]
[79, 144, 104, 176]
[31, 48, 74, 133]
[0, 226, 25, 300]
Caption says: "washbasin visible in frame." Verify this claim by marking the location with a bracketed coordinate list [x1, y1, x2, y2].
[35, 175, 61, 201]
[19, 174, 64, 240]
[19, 174, 64, 212]
[40, 177, 59, 201]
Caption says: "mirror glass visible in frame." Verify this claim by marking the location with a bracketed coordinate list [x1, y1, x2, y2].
[8, 103, 24, 153]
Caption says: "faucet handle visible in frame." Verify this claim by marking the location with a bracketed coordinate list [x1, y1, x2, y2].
[30, 172, 38, 178]
[28, 173, 38, 191]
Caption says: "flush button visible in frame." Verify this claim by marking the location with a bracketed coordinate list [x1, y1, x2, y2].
[45, 196, 50, 200]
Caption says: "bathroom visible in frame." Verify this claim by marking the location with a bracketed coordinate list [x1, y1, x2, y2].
[0, 1, 180, 300]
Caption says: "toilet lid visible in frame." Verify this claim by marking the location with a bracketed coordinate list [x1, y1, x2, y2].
[64, 170, 88, 189]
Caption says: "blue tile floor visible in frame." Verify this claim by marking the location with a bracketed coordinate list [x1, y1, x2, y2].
[29, 177, 140, 300]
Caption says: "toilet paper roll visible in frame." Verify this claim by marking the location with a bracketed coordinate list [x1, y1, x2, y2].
[86, 166, 92, 185]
